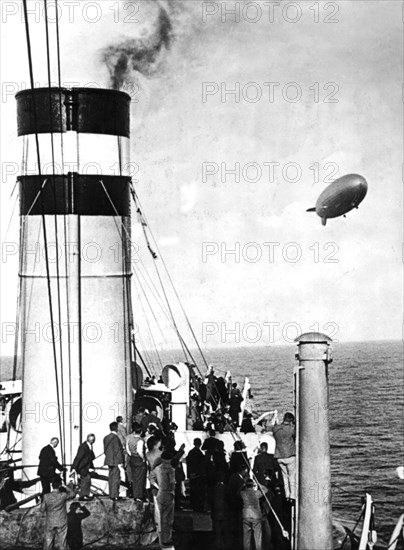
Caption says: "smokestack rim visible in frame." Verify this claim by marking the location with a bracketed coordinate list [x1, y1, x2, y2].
[294, 332, 333, 344]
[15, 86, 131, 102]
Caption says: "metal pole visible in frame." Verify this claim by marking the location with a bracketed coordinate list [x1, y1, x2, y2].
[295, 332, 333, 550]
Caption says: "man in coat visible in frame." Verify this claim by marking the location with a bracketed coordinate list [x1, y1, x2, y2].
[38, 437, 65, 495]
[41, 476, 76, 550]
[126, 422, 147, 501]
[150, 449, 176, 549]
[253, 442, 275, 488]
[71, 434, 96, 500]
[116, 416, 127, 449]
[227, 464, 249, 550]
[186, 438, 207, 512]
[229, 383, 243, 427]
[103, 421, 125, 500]
[272, 412, 296, 502]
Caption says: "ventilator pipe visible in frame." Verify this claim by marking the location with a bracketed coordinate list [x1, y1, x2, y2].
[162, 363, 190, 430]
[295, 332, 333, 550]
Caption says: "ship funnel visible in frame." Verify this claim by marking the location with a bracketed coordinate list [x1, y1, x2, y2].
[294, 332, 333, 550]
[16, 87, 133, 492]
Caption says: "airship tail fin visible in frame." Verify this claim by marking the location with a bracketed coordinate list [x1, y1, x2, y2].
[321, 217, 327, 226]
[306, 207, 316, 212]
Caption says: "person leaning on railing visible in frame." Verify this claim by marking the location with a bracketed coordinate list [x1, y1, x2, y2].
[272, 412, 296, 503]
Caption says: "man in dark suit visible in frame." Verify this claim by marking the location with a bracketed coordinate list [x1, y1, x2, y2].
[71, 434, 96, 500]
[38, 437, 64, 495]
[201, 429, 221, 458]
[186, 438, 207, 512]
[41, 476, 76, 550]
[253, 441, 275, 487]
[227, 464, 249, 550]
[103, 421, 125, 500]
[229, 383, 243, 427]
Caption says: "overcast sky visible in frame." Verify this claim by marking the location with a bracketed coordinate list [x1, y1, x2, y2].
[0, 0, 402, 353]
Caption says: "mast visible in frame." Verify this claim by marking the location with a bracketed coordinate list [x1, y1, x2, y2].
[294, 332, 333, 550]
[16, 87, 133, 486]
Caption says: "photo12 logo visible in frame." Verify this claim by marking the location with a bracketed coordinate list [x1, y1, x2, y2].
[202, 242, 339, 264]
[201, 2, 340, 24]
[1, 241, 140, 266]
[21, 399, 127, 425]
[1, 1, 141, 24]
[201, 321, 339, 344]
[202, 81, 340, 104]
[202, 161, 340, 185]
[1, 321, 140, 345]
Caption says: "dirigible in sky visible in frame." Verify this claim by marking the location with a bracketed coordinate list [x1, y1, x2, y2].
[307, 174, 368, 226]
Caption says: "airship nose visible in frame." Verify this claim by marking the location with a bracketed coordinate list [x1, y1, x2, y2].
[358, 177, 368, 197]
[358, 176, 368, 190]
[349, 174, 368, 196]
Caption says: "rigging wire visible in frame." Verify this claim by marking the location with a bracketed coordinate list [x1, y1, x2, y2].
[152, 259, 188, 361]
[10, 132, 26, 380]
[44, 0, 67, 465]
[132, 275, 164, 372]
[96, 179, 164, 371]
[97, 178, 204, 374]
[54, 0, 74, 461]
[22, 0, 65, 469]
[336, 504, 365, 549]
[130, 185, 210, 369]
[21, 222, 42, 391]
[100, 179, 207, 375]
[130, 193, 187, 357]
[134, 344, 153, 378]
[3, 185, 19, 243]
[73, 98, 84, 444]
[127, 195, 203, 367]
[12, 216, 25, 381]
[98, 179, 202, 374]
[133, 269, 166, 357]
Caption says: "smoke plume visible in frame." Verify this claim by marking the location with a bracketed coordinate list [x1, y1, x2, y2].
[101, 1, 173, 90]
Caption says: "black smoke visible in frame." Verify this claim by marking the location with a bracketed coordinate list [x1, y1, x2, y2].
[101, 5, 173, 90]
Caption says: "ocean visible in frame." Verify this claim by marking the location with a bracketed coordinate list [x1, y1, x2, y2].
[179, 340, 404, 546]
[1, 340, 403, 546]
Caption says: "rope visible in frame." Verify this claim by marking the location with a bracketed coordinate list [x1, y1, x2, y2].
[13, 502, 40, 548]
[226, 426, 290, 540]
[336, 503, 365, 549]
[387, 528, 404, 550]
[331, 481, 365, 499]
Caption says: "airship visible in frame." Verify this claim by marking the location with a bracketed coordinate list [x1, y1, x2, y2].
[307, 173, 368, 226]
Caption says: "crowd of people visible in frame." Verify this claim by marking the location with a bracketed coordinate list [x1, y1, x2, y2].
[189, 367, 246, 431]
[37, 409, 296, 550]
